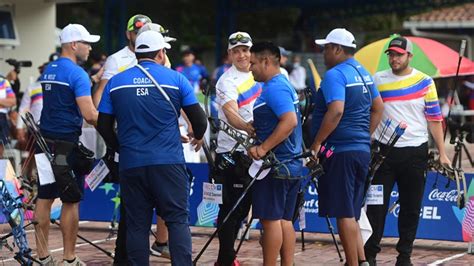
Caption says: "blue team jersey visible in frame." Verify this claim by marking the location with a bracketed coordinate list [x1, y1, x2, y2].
[175, 64, 208, 90]
[311, 58, 380, 153]
[98, 61, 198, 171]
[253, 74, 303, 177]
[39, 57, 91, 141]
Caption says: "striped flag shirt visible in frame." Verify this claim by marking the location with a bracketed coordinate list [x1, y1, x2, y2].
[373, 68, 442, 147]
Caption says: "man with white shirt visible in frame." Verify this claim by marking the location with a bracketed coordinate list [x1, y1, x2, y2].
[0, 76, 16, 157]
[93, 14, 151, 106]
[16, 63, 45, 144]
[214, 31, 261, 266]
[364, 36, 450, 266]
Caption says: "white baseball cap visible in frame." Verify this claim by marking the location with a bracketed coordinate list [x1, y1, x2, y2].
[228, 31, 252, 50]
[315, 28, 356, 48]
[137, 23, 177, 43]
[60, 24, 100, 44]
[135, 30, 171, 53]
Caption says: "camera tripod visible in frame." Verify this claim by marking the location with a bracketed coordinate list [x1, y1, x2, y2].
[450, 130, 474, 169]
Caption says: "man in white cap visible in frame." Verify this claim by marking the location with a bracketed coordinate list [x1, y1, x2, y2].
[91, 14, 176, 264]
[214, 31, 261, 266]
[35, 23, 100, 266]
[311, 28, 384, 266]
[97, 30, 207, 265]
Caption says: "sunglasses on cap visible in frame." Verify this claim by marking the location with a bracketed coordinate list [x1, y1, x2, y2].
[229, 34, 252, 45]
[128, 15, 151, 32]
[133, 19, 148, 32]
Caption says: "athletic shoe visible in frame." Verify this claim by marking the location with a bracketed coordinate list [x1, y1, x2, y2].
[150, 241, 171, 259]
[366, 257, 377, 266]
[62, 257, 86, 266]
[39, 255, 57, 266]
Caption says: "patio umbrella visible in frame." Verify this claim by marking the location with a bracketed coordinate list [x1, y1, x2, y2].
[355, 35, 474, 78]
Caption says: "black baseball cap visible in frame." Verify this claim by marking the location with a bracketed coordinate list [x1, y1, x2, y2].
[385, 36, 413, 54]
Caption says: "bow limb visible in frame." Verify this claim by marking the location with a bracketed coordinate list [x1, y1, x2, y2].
[306, 58, 321, 92]
[0, 180, 37, 265]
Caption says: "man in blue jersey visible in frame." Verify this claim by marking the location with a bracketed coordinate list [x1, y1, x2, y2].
[175, 49, 209, 94]
[97, 30, 207, 266]
[311, 28, 384, 266]
[248, 42, 303, 266]
[35, 24, 100, 266]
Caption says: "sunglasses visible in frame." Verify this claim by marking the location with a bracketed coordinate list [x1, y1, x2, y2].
[131, 18, 150, 32]
[229, 35, 252, 45]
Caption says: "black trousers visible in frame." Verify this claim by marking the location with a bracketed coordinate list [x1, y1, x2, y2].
[365, 142, 428, 260]
[113, 195, 128, 265]
[215, 152, 252, 266]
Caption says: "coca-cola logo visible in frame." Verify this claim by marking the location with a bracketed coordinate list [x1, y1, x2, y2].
[428, 189, 459, 202]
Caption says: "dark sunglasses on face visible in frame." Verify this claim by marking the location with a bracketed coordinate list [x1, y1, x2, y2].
[228, 35, 252, 45]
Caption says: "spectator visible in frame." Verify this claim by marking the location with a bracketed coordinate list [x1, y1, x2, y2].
[278, 46, 291, 79]
[16, 63, 47, 145]
[212, 51, 231, 86]
[289, 55, 307, 91]
[175, 50, 209, 95]
[0, 76, 16, 156]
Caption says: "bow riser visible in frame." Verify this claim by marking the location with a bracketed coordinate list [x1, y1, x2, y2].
[0, 180, 33, 265]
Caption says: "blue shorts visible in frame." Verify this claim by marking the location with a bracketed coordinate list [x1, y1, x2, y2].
[318, 151, 369, 220]
[252, 175, 301, 221]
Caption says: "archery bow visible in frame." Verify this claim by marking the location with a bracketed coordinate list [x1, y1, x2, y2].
[364, 120, 407, 200]
[205, 82, 286, 172]
[0, 114, 42, 265]
[427, 151, 467, 209]
[202, 82, 217, 182]
[0, 179, 39, 265]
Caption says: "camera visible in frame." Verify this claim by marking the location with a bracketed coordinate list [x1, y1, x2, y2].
[6, 58, 32, 73]
[448, 118, 473, 144]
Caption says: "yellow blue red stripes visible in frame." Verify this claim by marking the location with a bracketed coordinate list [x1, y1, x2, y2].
[0, 78, 14, 97]
[378, 76, 431, 101]
[377, 71, 442, 121]
[30, 87, 43, 104]
[236, 76, 262, 108]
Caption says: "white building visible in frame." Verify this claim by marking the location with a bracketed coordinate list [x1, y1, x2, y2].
[0, 0, 86, 88]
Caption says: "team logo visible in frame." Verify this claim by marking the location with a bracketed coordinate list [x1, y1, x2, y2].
[451, 179, 474, 241]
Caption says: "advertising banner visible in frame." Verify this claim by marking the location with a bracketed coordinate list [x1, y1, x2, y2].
[78, 164, 473, 242]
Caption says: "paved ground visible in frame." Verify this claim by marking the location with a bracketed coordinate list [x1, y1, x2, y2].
[0, 136, 472, 265]
[1, 222, 473, 265]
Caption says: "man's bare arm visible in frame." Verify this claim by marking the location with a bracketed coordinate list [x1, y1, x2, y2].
[93, 79, 109, 107]
[76, 96, 98, 126]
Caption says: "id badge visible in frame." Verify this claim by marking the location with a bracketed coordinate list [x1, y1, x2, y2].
[202, 182, 223, 204]
[366, 185, 383, 205]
